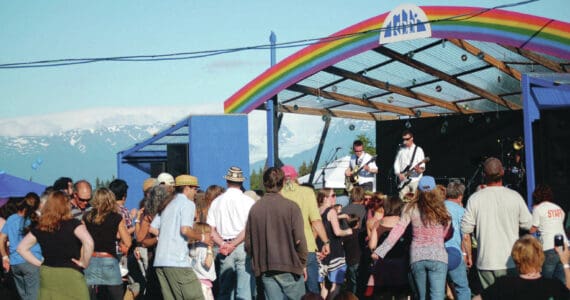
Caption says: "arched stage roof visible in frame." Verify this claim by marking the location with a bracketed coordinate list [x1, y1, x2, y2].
[224, 6, 570, 120]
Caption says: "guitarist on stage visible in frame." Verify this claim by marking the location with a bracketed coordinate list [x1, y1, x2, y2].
[345, 140, 378, 192]
[394, 130, 426, 199]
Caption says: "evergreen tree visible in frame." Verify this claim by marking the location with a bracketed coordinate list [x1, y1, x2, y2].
[298, 160, 314, 177]
[350, 134, 376, 156]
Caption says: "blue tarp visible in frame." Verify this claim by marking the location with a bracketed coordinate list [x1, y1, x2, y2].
[0, 172, 46, 198]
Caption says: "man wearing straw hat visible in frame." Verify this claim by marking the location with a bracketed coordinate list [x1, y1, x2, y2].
[207, 166, 256, 299]
[151, 174, 210, 300]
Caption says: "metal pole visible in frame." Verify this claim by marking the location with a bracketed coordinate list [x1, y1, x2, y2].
[309, 117, 331, 186]
[266, 31, 277, 168]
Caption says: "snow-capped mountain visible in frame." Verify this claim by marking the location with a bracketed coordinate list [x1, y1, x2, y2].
[0, 107, 375, 186]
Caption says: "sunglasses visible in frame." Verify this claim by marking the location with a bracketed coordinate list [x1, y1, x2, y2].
[75, 194, 91, 202]
[402, 137, 412, 141]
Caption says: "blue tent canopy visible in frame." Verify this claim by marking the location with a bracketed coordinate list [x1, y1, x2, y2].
[0, 172, 46, 198]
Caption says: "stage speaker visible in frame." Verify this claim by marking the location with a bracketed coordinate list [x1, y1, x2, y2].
[150, 162, 166, 178]
[167, 144, 189, 178]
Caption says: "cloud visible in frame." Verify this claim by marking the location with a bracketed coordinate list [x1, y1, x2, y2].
[0, 104, 222, 137]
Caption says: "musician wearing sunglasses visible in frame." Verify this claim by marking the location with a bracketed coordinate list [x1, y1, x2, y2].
[71, 180, 93, 220]
[394, 130, 426, 200]
[345, 140, 378, 192]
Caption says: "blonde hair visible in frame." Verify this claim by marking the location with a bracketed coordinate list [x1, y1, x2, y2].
[189, 222, 212, 244]
[511, 235, 544, 274]
[406, 186, 450, 226]
[85, 188, 117, 225]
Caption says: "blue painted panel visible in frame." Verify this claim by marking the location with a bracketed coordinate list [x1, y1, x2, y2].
[189, 115, 250, 190]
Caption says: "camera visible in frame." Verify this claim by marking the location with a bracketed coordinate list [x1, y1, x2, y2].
[554, 234, 564, 249]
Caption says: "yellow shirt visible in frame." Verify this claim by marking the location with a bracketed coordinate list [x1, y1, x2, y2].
[281, 182, 321, 252]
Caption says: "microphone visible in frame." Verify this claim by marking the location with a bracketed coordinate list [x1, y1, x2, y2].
[398, 143, 404, 147]
[335, 147, 342, 150]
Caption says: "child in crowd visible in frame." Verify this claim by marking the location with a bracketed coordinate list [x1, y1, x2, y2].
[189, 222, 216, 300]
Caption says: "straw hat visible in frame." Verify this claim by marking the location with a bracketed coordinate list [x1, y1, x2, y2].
[175, 175, 199, 187]
[142, 178, 157, 192]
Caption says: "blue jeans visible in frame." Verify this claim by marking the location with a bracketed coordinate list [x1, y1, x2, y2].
[410, 260, 447, 300]
[216, 244, 255, 300]
[346, 263, 359, 294]
[12, 262, 40, 300]
[84, 256, 122, 285]
[261, 272, 305, 300]
[542, 249, 566, 285]
[306, 252, 319, 294]
[447, 260, 471, 300]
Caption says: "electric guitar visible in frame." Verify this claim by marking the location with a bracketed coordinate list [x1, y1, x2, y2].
[397, 157, 430, 191]
[345, 156, 377, 192]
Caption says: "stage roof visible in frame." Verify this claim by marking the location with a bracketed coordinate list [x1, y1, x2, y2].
[224, 5, 570, 121]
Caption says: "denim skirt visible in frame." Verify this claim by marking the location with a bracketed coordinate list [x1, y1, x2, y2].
[85, 256, 122, 285]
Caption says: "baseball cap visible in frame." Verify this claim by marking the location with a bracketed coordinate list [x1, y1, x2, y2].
[418, 176, 436, 192]
[156, 172, 175, 186]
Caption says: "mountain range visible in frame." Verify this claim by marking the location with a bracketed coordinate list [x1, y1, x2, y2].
[0, 108, 374, 186]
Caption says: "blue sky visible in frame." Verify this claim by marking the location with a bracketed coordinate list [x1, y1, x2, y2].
[0, 0, 566, 123]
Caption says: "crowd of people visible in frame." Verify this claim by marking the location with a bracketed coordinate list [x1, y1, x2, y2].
[1, 133, 570, 300]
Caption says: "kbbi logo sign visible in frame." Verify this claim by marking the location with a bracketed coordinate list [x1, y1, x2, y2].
[379, 4, 431, 45]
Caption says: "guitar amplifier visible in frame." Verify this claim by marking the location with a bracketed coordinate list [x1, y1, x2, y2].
[435, 177, 465, 186]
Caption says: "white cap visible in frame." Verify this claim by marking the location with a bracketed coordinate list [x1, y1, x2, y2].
[156, 172, 175, 186]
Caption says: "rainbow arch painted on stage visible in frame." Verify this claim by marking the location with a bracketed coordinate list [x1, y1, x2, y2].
[224, 5, 570, 114]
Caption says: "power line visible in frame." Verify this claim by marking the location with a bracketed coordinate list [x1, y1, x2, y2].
[0, 0, 539, 69]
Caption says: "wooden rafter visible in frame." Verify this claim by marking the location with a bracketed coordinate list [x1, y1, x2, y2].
[287, 83, 438, 117]
[323, 65, 477, 114]
[503, 45, 565, 73]
[279, 105, 398, 121]
[373, 46, 522, 110]
[448, 39, 522, 81]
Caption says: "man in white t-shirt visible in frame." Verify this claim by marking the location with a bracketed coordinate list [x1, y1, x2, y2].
[461, 157, 532, 289]
[345, 140, 378, 192]
[393, 130, 425, 199]
[207, 166, 256, 299]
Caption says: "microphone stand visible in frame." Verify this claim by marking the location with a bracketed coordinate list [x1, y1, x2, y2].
[320, 147, 342, 189]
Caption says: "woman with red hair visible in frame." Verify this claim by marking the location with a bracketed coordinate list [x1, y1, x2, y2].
[17, 191, 94, 299]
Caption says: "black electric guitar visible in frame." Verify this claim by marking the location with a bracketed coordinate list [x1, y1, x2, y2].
[345, 156, 377, 192]
[397, 157, 430, 191]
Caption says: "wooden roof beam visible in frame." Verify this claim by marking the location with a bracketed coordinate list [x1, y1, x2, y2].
[503, 45, 566, 73]
[373, 46, 522, 110]
[324, 65, 476, 114]
[448, 39, 523, 81]
[287, 83, 438, 117]
[278, 105, 399, 121]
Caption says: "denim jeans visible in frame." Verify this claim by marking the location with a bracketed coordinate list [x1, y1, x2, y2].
[306, 252, 319, 294]
[12, 262, 40, 300]
[346, 263, 359, 294]
[216, 243, 255, 300]
[84, 256, 122, 285]
[447, 259, 471, 300]
[542, 249, 566, 285]
[410, 260, 447, 300]
[261, 272, 305, 300]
